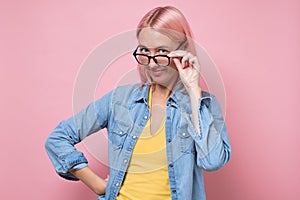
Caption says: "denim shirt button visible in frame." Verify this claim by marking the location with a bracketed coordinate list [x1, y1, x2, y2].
[172, 189, 176, 193]
[115, 182, 120, 186]
[169, 163, 174, 167]
[182, 132, 186, 136]
[166, 116, 171, 120]
[119, 131, 123, 135]
[168, 138, 172, 143]
[124, 159, 128, 163]
[132, 135, 137, 139]
[144, 115, 148, 120]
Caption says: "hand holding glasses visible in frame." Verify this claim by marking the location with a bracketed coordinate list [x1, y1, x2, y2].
[133, 38, 201, 91]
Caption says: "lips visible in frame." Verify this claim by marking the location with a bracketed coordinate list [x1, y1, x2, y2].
[151, 68, 166, 76]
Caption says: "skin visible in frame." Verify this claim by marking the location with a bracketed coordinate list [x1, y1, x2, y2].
[70, 28, 202, 195]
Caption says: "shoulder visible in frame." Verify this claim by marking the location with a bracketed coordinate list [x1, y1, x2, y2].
[114, 83, 140, 92]
[201, 90, 212, 97]
[110, 83, 141, 102]
[200, 91, 224, 113]
[112, 83, 139, 95]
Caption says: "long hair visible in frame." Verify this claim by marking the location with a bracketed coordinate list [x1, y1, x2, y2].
[136, 6, 197, 87]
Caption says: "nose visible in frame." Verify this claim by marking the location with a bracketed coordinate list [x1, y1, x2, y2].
[148, 57, 157, 68]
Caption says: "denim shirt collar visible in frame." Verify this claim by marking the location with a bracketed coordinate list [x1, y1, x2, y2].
[133, 84, 150, 104]
[133, 83, 186, 109]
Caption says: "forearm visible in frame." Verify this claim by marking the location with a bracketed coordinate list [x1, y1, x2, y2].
[70, 166, 107, 195]
[45, 91, 112, 180]
[188, 85, 202, 135]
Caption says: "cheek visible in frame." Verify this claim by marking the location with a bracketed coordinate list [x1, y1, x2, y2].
[167, 61, 179, 73]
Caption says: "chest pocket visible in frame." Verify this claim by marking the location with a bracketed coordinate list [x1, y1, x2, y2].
[179, 128, 195, 153]
[179, 112, 196, 154]
[109, 103, 133, 150]
[110, 120, 131, 150]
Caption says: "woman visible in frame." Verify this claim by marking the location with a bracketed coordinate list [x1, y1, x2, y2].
[45, 6, 231, 200]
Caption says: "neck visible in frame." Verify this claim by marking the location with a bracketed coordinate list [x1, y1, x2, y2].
[152, 84, 171, 100]
[151, 79, 181, 100]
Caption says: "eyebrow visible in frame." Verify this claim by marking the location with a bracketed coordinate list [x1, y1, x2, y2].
[137, 45, 171, 50]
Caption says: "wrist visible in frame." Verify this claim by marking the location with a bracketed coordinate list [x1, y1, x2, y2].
[93, 177, 107, 195]
[187, 85, 202, 99]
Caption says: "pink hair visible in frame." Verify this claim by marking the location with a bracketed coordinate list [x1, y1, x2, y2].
[136, 6, 196, 54]
[136, 6, 197, 87]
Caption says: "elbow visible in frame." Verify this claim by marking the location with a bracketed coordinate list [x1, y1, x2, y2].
[202, 160, 225, 172]
[201, 149, 231, 172]
[201, 158, 224, 171]
[44, 136, 51, 153]
[44, 134, 57, 155]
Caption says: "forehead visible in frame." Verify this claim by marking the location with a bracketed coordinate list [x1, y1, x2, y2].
[138, 28, 177, 48]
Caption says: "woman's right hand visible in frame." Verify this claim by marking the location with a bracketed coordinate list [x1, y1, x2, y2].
[70, 166, 109, 195]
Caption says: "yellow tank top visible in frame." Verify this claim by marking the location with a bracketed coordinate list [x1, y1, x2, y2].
[116, 87, 171, 200]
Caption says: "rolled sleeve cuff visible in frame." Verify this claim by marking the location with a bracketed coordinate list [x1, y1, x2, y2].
[72, 163, 88, 170]
[57, 151, 88, 181]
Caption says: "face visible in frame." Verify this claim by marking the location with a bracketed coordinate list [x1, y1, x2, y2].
[137, 28, 181, 88]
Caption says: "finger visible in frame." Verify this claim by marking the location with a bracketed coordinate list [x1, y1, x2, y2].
[174, 58, 191, 86]
[189, 57, 200, 72]
[168, 50, 188, 57]
[181, 53, 194, 68]
[181, 52, 192, 60]
[173, 58, 184, 73]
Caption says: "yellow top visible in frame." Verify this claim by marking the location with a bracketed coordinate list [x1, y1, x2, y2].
[116, 87, 171, 200]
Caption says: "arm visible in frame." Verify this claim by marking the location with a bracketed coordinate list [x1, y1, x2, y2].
[169, 50, 202, 135]
[193, 93, 231, 171]
[45, 91, 112, 180]
[170, 51, 231, 171]
[187, 85, 231, 171]
[69, 166, 108, 195]
[187, 85, 202, 134]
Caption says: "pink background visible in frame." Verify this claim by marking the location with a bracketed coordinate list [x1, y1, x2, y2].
[1, 0, 299, 199]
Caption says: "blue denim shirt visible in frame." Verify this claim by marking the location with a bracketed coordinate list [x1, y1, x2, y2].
[45, 83, 231, 200]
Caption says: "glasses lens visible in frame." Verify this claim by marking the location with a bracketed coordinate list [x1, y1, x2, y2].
[155, 56, 169, 66]
[135, 55, 149, 65]
[134, 52, 170, 67]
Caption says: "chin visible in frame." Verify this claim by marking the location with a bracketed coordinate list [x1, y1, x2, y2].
[151, 76, 177, 89]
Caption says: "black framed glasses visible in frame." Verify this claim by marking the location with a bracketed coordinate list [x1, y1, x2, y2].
[133, 39, 187, 67]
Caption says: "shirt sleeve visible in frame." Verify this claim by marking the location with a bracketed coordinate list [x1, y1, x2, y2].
[190, 93, 232, 171]
[71, 163, 88, 170]
[45, 91, 112, 180]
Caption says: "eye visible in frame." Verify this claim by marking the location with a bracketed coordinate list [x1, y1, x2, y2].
[158, 49, 169, 54]
[138, 47, 149, 54]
